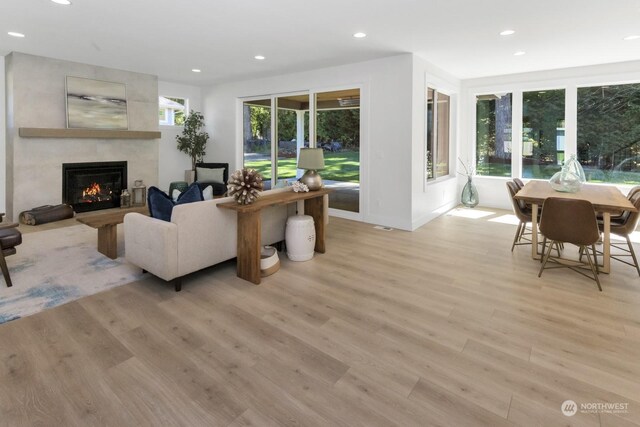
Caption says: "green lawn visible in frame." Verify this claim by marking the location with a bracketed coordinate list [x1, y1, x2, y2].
[477, 162, 640, 184]
[245, 151, 360, 183]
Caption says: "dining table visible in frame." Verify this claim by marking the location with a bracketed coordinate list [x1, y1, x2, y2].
[514, 180, 637, 273]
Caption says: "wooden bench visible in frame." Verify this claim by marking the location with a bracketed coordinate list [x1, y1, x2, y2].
[76, 206, 149, 259]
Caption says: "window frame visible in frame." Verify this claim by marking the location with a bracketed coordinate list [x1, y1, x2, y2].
[158, 96, 189, 127]
[576, 82, 640, 185]
[471, 85, 569, 181]
[425, 85, 453, 184]
[474, 91, 514, 178]
[520, 87, 567, 180]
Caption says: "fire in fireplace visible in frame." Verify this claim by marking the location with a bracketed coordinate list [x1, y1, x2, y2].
[81, 182, 112, 203]
[62, 161, 127, 212]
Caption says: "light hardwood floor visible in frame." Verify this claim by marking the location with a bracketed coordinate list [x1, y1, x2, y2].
[2, 207, 640, 426]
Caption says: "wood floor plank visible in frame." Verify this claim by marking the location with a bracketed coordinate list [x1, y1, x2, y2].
[463, 339, 640, 425]
[261, 309, 420, 398]
[170, 290, 350, 385]
[530, 347, 640, 400]
[105, 357, 220, 426]
[0, 324, 73, 426]
[6, 309, 136, 425]
[252, 353, 396, 427]
[53, 301, 133, 371]
[228, 408, 283, 427]
[118, 325, 246, 425]
[364, 320, 514, 418]
[333, 367, 451, 427]
[508, 395, 599, 427]
[408, 376, 515, 427]
[187, 344, 333, 427]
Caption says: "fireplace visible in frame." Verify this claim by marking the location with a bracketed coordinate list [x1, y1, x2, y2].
[62, 161, 127, 212]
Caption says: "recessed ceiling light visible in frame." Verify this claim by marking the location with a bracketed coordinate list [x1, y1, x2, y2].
[500, 30, 515, 36]
[192, 69, 201, 73]
[8, 32, 25, 38]
[51, 0, 72, 5]
[514, 51, 526, 56]
[353, 32, 367, 38]
[254, 55, 265, 60]
[623, 35, 640, 41]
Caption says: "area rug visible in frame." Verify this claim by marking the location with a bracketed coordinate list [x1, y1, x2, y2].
[0, 224, 143, 324]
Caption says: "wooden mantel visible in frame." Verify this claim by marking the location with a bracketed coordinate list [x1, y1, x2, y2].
[18, 128, 161, 139]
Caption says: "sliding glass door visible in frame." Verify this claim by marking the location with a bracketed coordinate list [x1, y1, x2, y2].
[277, 95, 309, 183]
[242, 88, 361, 214]
[315, 89, 361, 213]
[243, 94, 309, 188]
[242, 98, 272, 183]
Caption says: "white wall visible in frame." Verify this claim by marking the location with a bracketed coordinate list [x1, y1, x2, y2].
[0, 55, 5, 214]
[157, 81, 202, 190]
[203, 54, 418, 230]
[460, 59, 640, 210]
[410, 55, 461, 229]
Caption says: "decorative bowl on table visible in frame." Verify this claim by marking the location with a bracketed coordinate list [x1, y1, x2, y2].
[549, 154, 586, 193]
[549, 170, 582, 193]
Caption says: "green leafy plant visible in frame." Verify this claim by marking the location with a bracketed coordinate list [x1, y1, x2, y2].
[176, 110, 209, 170]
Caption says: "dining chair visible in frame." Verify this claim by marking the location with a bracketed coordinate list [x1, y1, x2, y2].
[506, 181, 533, 251]
[596, 185, 640, 223]
[596, 189, 640, 276]
[538, 198, 601, 291]
[513, 178, 525, 190]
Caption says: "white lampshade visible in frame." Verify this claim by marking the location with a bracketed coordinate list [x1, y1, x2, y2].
[298, 148, 325, 170]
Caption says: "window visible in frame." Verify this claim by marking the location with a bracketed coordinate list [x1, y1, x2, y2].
[315, 89, 361, 213]
[522, 89, 565, 179]
[426, 88, 450, 180]
[476, 93, 512, 176]
[242, 98, 272, 181]
[159, 96, 187, 126]
[277, 95, 309, 182]
[577, 83, 640, 184]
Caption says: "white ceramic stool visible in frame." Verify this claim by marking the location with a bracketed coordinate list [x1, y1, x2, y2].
[285, 215, 316, 261]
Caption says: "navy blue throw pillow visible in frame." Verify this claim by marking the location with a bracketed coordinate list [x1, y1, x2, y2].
[176, 182, 204, 205]
[147, 186, 174, 222]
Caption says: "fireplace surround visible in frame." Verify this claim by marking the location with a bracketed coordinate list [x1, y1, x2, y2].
[62, 161, 127, 213]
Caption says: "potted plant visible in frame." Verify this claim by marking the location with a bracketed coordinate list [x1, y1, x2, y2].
[176, 110, 209, 183]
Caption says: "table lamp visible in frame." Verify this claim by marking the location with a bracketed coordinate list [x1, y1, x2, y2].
[297, 148, 325, 191]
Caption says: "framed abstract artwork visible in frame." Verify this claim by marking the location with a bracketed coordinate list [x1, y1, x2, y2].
[66, 76, 128, 129]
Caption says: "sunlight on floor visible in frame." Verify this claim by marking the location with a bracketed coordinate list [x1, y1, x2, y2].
[446, 208, 495, 219]
[444, 208, 640, 248]
[488, 214, 520, 225]
[627, 231, 640, 243]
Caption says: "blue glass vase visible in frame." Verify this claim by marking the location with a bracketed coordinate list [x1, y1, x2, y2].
[461, 176, 479, 208]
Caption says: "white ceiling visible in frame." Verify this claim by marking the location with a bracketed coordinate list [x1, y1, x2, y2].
[2, 0, 640, 86]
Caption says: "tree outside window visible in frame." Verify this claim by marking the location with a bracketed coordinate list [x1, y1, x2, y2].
[522, 90, 565, 179]
[577, 83, 640, 184]
[476, 93, 512, 177]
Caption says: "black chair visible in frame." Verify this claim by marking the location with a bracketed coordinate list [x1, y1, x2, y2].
[538, 198, 602, 291]
[195, 162, 229, 196]
[0, 215, 22, 287]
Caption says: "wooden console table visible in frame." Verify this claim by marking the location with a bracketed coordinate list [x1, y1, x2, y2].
[217, 188, 332, 284]
[76, 206, 149, 259]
